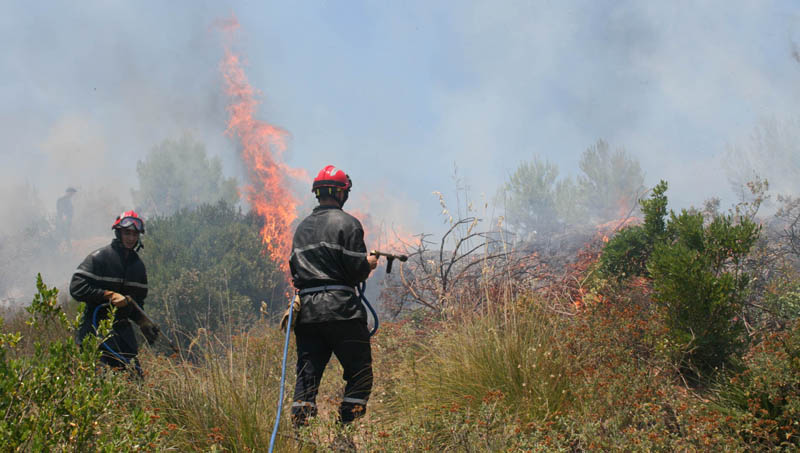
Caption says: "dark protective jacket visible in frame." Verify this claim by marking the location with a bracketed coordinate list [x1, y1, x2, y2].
[290, 205, 372, 324]
[70, 239, 148, 357]
[56, 195, 73, 223]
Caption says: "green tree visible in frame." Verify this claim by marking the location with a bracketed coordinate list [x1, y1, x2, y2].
[504, 157, 561, 236]
[505, 140, 645, 240]
[578, 140, 645, 222]
[132, 134, 239, 217]
[143, 202, 286, 340]
[553, 177, 585, 226]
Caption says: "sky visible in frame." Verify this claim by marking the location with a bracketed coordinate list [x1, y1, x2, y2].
[1, 1, 799, 297]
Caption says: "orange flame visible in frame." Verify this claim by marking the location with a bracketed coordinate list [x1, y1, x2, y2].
[218, 16, 418, 279]
[354, 209, 417, 255]
[219, 17, 305, 274]
[349, 191, 418, 256]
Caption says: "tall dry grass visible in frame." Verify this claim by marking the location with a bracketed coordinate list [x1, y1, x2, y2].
[389, 301, 573, 425]
[139, 323, 298, 452]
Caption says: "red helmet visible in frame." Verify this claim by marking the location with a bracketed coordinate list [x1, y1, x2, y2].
[312, 165, 352, 195]
[112, 210, 145, 234]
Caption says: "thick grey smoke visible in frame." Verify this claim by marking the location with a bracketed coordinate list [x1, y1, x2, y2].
[2, 1, 798, 302]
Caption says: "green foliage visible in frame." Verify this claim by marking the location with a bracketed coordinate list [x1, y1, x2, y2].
[553, 177, 583, 226]
[715, 320, 800, 448]
[504, 139, 646, 238]
[599, 223, 651, 280]
[25, 273, 69, 329]
[132, 134, 239, 217]
[393, 304, 572, 428]
[0, 275, 169, 451]
[504, 157, 561, 235]
[577, 139, 645, 222]
[764, 271, 800, 323]
[641, 180, 669, 239]
[650, 209, 760, 378]
[600, 180, 668, 279]
[144, 201, 286, 338]
[601, 180, 761, 379]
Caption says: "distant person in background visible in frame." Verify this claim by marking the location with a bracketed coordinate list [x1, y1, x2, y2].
[56, 187, 77, 247]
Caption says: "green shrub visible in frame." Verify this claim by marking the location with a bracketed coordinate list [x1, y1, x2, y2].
[649, 209, 760, 379]
[144, 201, 287, 340]
[763, 271, 800, 324]
[600, 180, 760, 380]
[0, 275, 170, 451]
[599, 224, 652, 279]
[600, 180, 668, 279]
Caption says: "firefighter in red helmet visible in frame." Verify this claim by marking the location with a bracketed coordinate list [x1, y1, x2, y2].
[70, 211, 159, 375]
[288, 165, 378, 433]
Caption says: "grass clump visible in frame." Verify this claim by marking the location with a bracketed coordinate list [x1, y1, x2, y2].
[138, 324, 295, 452]
[384, 302, 573, 450]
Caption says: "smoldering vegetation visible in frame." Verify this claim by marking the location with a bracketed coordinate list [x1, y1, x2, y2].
[4, 139, 800, 450]
[1, 104, 799, 450]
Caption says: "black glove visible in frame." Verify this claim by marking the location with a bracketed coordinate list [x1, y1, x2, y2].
[138, 319, 160, 345]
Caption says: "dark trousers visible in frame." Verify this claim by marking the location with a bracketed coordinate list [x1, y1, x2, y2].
[291, 319, 373, 425]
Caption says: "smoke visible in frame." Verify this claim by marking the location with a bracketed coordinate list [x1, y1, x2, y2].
[2, 1, 799, 301]
[0, 2, 232, 302]
[724, 116, 800, 202]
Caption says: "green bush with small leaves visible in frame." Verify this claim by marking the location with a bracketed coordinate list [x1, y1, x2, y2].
[649, 209, 760, 378]
[601, 180, 761, 380]
[0, 275, 170, 452]
[600, 180, 668, 279]
[144, 201, 287, 341]
[715, 319, 800, 449]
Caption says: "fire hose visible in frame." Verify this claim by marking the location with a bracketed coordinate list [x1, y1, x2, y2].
[268, 250, 405, 452]
[92, 303, 136, 369]
[91, 298, 178, 373]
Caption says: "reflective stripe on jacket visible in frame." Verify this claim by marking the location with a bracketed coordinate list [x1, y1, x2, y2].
[70, 239, 148, 355]
[290, 205, 372, 324]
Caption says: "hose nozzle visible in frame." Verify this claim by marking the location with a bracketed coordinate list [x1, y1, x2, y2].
[370, 250, 408, 273]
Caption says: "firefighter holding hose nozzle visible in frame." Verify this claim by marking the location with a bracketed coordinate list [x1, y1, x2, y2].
[287, 165, 378, 441]
[70, 211, 159, 376]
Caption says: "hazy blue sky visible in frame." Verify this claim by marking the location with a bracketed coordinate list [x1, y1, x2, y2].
[2, 0, 799, 236]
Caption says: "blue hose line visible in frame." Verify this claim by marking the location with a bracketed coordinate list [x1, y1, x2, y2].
[92, 303, 131, 365]
[269, 298, 293, 453]
[358, 281, 379, 337]
[268, 282, 378, 451]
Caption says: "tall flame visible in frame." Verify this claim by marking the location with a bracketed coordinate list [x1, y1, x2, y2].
[219, 17, 303, 273]
[218, 16, 418, 278]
